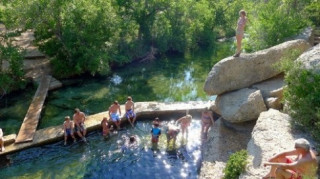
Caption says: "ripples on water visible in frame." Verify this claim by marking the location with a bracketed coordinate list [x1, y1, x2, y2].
[0, 120, 202, 179]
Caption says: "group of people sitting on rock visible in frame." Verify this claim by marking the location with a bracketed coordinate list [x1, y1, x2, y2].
[63, 96, 136, 145]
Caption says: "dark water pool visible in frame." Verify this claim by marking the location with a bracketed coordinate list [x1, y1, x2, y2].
[0, 42, 233, 134]
[0, 120, 202, 179]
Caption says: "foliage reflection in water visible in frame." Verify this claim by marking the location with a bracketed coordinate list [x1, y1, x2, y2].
[0, 120, 202, 179]
[0, 42, 232, 134]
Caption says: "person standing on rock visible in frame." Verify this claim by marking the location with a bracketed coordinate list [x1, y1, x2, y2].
[234, 10, 247, 57]
[263, 138, 318, 179]
[73, 108, 87, 142]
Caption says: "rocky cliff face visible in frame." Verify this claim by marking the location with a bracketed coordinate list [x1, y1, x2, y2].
[201, 30, 320, 178]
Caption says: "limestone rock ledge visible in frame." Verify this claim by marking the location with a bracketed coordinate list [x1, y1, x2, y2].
[204, 39, 311, 95]
[215, 88, 267, 123]
[240, 109, 304, 179]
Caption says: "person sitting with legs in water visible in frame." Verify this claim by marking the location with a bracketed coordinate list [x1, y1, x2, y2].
[0, 128, 5, 152]
[101, 117, 110, 138]
[263, 138, 318, 179]
[63, 116, 76, 145]
[176, 114, 192, 138]
[73, 108, 87, 142]
[151, 118, 162, 145]
[109, 100, 122, 130]
[234, 10, 247, 57]
[125, 96, 136, 127]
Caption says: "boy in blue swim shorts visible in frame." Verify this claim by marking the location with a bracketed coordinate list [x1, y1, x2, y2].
[63, 116, 76, 145]
[125, 96, 136, 127]
[109, 100, 122, 130]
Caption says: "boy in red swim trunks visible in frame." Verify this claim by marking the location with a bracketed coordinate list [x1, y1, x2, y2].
[263, 138, 318, 179]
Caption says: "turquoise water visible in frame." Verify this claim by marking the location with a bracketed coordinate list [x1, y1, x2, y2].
[0, 42, 232, 134]
[0, 120, 202, 179]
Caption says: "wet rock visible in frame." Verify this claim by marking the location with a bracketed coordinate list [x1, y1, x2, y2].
[204, 39, 311, 95]
[215, 88, 267, 123]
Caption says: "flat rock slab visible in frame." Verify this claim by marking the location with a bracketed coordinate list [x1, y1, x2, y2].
[204, 39, 310, 95]
[15, 75, 52, 143]
[0, 101, 208, 155]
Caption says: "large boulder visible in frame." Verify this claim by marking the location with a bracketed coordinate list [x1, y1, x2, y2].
[251, 75, 285, 110]
[239, 109, 315, 179]
[204, 39, 311, 95]
[296, 44, 320, 73]
[215, 88, 267, 123]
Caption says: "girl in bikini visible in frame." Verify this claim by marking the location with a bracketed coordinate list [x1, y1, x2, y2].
[201, 108, 214, 140]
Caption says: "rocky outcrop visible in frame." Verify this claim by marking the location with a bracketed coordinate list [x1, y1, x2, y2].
[204, 39, 311, 95]
[296, 44, 320, 73]
[215, 88, 267, 123]
[239, 109, 315, 179]
[251, 75, 285, 110]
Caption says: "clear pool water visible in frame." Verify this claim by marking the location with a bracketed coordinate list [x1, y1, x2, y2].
[0, 119, 202, 179]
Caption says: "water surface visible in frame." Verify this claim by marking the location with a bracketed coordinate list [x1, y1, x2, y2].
[0, 120, 202, 179]
[0, 42, 232, 134]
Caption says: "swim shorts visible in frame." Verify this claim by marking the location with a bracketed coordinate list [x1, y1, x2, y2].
[74, 123, 86, 132]
[126, 109, 136, 120]
[111, 113, 121, 122]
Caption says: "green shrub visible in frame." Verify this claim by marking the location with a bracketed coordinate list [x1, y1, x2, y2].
[223, 149, 248, 179]
[283, 62, 320, 142]
[0, 44, 26, 93]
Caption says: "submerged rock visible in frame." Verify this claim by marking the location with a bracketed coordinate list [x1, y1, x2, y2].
[204, 39, 311, 95]
[215, 88, 267, 123]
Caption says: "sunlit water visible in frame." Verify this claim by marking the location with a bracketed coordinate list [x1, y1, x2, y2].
[0, 43, 232, 134]
[0, 120, 202, 179]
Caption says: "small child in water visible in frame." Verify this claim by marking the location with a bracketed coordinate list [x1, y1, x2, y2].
[101, 117, 110, 138]
[63, 116, 76, 145]
[151, 118, 161, 144]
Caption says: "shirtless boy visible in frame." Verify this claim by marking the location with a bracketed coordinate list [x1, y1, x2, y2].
[73, 108, 87, 142]
[125, 96, 136, 127]
[63, 116, 76, 145]
[263, 138, 318, 179]
[109, 101, 122, 130]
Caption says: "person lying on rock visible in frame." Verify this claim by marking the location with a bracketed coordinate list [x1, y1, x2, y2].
[0, 128, 5, 152]
[263, 138, 318, 179]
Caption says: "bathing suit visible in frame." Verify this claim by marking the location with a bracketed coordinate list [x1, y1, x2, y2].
[65, 128, 72, 136]
[126, 109, 136, 120]
[151, 127, 161, 143]
[111, 113, 120, 122]
[286, 157, 302, 179]
[202, 114, 212, 124]
[102, 123, 109, 136]
[74, 123, 86, 132]
[236, 18, 246, 36]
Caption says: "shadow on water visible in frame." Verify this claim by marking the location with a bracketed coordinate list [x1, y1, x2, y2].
[0, 119, 203, 179]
